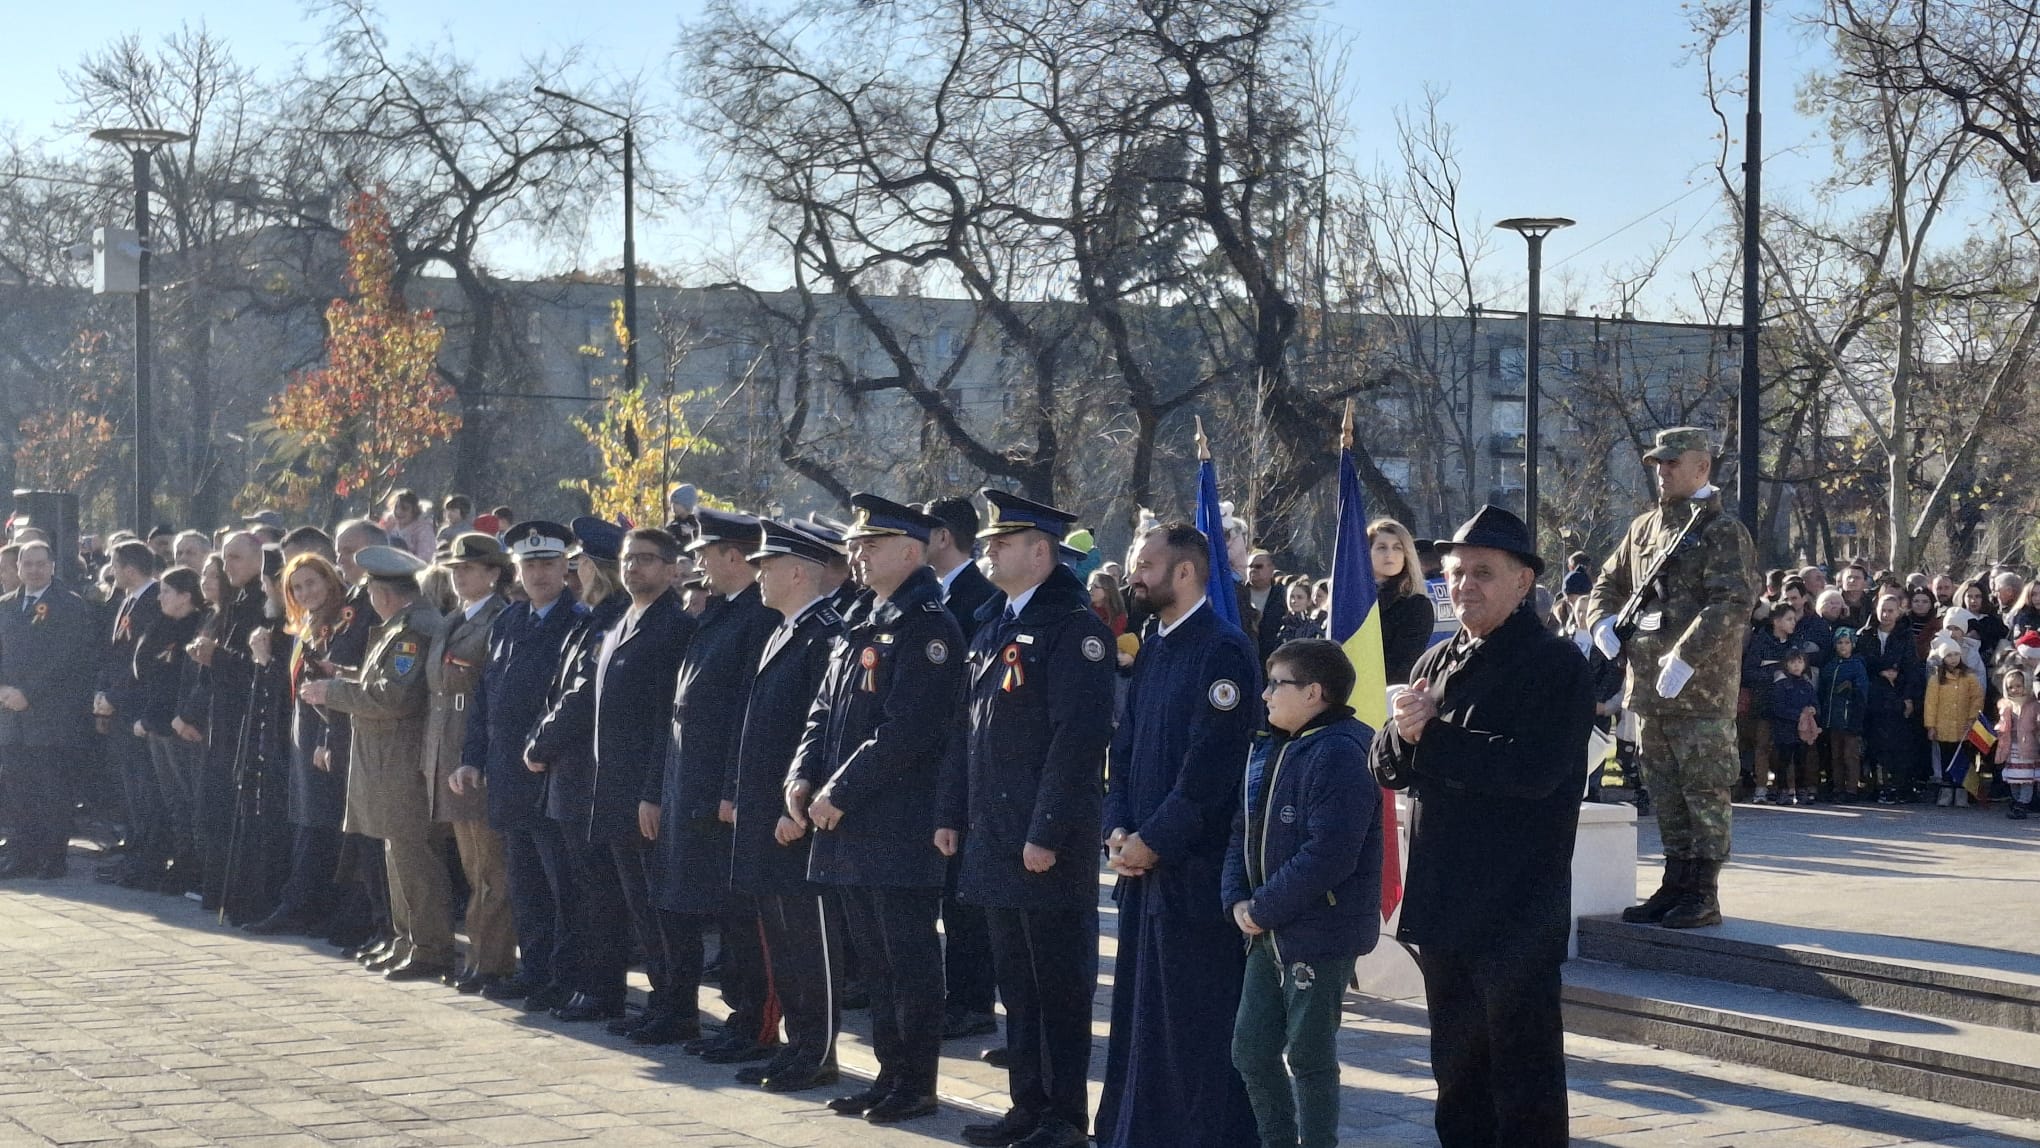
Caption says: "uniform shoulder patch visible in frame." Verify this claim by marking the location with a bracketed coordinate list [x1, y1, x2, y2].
[922, 600, 946, 613]
[1209, 678, 1241, 711]
[925, 639, 950, 665]
[1081, 635, 1107, 662]
[815, 608, 841, 627]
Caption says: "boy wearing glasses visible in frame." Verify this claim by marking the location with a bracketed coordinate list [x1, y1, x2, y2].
[1222, 638, 1382, 1148]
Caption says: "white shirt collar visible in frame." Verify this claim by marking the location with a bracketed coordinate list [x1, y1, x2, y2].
[1157, 595, 1208, 638]
[784, 594, 829, 627]
[462, 597, 492, 621]
[937, 560, 972, 594]
[1692, 483, 1719, 500]
[1005, 582, 1041, 619]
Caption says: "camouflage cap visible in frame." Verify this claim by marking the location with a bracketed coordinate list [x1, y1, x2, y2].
[1643, 426, 1716, 463]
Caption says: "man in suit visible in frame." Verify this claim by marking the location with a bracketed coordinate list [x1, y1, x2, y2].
[528, 527, 694, 1023]
[940, 491, 1117, 1148]
[95, 540, 166, 887]
[731, 519, 849, 1092]
[456, 522, 588, 1006]
[921, 496, 999, 1041]
[786, 495, 965, 1125]
[647, 510, 779, 1052]
[0, 541, 97, 878]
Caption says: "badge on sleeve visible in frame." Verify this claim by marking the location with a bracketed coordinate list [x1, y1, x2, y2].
[1209, 679, 1240, 711]
[1081, 635, 1106, 662]
[392, 639, 420, 677]
[926, 639, 949, 665]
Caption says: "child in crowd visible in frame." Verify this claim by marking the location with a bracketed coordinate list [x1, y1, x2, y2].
[1818, 628, 1869, 802]
[1223, 639, 1381, 1148]
[1997, 667, 2038, 820]
[1925, 639, 1986, 807]
[1767, 650, 1821, 805]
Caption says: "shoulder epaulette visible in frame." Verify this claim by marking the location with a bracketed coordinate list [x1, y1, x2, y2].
[922, 600, 946, 613]
[815, 607, 842, 627]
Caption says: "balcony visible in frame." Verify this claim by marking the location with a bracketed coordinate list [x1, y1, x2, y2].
[1488, 432, 1526, 456]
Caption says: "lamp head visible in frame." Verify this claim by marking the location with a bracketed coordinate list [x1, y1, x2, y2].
[1495, 216, 1576, 240]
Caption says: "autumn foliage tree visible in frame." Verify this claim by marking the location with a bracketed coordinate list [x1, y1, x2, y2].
[15, 329, 125, 523]
[268, 191, 458, 505]
[561, 301, 720, 527]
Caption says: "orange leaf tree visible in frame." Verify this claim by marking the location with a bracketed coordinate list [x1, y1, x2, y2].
[271, 191, 459, 502]
[15, 330, 124, 519]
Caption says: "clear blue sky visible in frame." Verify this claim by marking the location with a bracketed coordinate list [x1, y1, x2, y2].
[1, 0, 1833, 318]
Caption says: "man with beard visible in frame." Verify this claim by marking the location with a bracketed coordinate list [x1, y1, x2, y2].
[186, 532, 269, 913]
[1096, 522, 1261, 1148]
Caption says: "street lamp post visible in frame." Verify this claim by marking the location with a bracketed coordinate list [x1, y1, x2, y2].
[92, 126, 191, 534]
[533, 86, 638, 396]
[1495, 216, 1575, 544]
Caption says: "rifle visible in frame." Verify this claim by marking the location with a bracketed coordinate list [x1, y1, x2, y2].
[1611, 503, 1709, 644]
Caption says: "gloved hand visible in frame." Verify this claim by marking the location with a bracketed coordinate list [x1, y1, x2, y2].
[1592, 617, 1621, 660]
[1655, 654, 1693, 699]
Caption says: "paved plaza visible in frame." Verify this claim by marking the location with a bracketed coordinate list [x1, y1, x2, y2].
[1, 804, 2038, 1147]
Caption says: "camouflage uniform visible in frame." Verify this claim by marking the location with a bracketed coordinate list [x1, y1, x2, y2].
[1586, 478, 1757, 866]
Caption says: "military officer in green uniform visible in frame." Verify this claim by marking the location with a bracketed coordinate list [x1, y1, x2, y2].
[1585, 427, 1757, 929]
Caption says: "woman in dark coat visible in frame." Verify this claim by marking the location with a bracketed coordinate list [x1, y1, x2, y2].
[135, 567, 206, 894]
[1369, 517, 1435, 684]
[1861, 592, 1925, 802]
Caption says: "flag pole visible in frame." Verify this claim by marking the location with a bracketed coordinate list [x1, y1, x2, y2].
[1341, 398, 1354, 452]
[1195, 415, 1211, 462]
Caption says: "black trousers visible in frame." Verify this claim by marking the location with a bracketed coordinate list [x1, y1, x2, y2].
[502, 818, 574, 988]
[567, 831, 631, 1002]
[719, 898, 776, 1043]
[145, 735, 201, 872]
[274, 823, 342, 922]
[111, 727, 166, 861]
[610, 838, 682, 1003]
[942, 856, 995, 1014]
[0, 745, 71, 868]
[759, 891, 839, 1067]
[986, 904, 1097, 1130]
[1421, 945, 1569, 1148]
[838, 884, 945, 1096]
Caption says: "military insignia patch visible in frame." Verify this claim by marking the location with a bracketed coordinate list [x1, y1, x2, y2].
[926, 639, 949, 664]
[1209, 679, 1240, 710]
[393, 654, 416, 675]
[1081, 635, 1106, 662]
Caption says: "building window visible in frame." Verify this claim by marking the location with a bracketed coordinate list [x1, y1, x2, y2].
[1489, 398, 1525, 435]
[1557, 348, 1578, 371]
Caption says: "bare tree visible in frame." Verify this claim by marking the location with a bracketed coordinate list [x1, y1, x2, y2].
[1829, 0, 2040, 181]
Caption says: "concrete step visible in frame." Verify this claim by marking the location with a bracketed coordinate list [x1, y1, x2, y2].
[1563, 959, 2040, 1121]
[1576, 915, 2040, 1033]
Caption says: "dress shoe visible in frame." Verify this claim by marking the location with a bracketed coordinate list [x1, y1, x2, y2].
[682, 1030, 732, 1056]
[481, 976, 538, 1002]
[733, 1053, 793, 1086]
[364, 950, 410, 974]
[761, 1063, 839, 1093]
[963, 1108, 1040, 1147]
[827, 1084, 890, 1115]
[551, 993, 625, 1022]
[356, 939, 398, 966]
[242, 912, 316, 937]
[943, 1010, 999, 1039]
[438, 968, 466, 988]
[864, 1093, 937, 1124]
[628, 1013, 702, 1046]
[523, 984, 574, 1013]
[1011, 1118, 1088, 1148]
[383, 958, 454, 982]
[700, 1039, 778, 1065]
[979, 1046, 1011, 1069]
[456, 973, 501, 996]
[605, 1010, 649, 1036]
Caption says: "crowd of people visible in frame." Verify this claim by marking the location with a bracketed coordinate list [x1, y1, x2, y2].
[0, 480, 1520, 1148]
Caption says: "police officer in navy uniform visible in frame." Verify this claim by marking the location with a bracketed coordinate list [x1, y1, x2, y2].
[457, 521, 588, 1006]
[785, 494, 965, 1125]
[730, 519, 850, 1092]
[939, 491, 1116, 1148]
[638, 509, 780, 1052]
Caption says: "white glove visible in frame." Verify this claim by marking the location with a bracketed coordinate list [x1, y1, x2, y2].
[1592, 617, 1621, 660]
[1655, 654, 1693, 699]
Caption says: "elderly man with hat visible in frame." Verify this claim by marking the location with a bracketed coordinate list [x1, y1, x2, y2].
[425, 533, 514, 992]
[1370, 505, 1595, 1148]
[785, 494, 965, 1125]
[938, 490, 1116, 1148]
[301, 545, 452, 981]
[1585, 427, 1757, 931]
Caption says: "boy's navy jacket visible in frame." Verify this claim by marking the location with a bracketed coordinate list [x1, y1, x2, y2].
[1817, 653, 1869, 734]
[1765, 671, 1819, 746]
[1221, 707, 1382, 965]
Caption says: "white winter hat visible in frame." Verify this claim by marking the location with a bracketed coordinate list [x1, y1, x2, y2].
[1943, 607, 1976, 633]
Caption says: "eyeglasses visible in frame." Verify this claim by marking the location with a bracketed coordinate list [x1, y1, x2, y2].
[1263, 677, 1308, 692]
[621, 553, 671, 566]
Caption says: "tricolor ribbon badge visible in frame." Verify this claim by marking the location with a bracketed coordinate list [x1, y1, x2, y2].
[32, 602, 48, 627]
[1000, 643, 1025, 692]
[859, 645, 879, 693]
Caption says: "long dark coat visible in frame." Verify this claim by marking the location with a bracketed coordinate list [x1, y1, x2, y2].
[655, 583, 776, 913]
[791, 565, 963, 888]
[541, 596, 624, 827]
[530, 592, 693, 844]
[98, 581, 161, 725]
[729, 596, 844, 897]
[0, 585, 96, 748]
[1368, 602, 1594, 961]
[941, 565, 1115, 911]
[463, 594, 586, 831]
[285, 618, 348, 830]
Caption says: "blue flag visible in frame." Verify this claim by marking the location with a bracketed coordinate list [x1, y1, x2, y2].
[1195, 456, 1241, 627]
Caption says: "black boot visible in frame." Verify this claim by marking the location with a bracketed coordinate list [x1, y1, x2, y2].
[1661, 859, 1723, 929]
[1621, 859, 1687, 924]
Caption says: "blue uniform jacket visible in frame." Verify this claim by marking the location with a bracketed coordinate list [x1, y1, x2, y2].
[1818, 653, 1869, 734]
[942, 565, 1116, 911]
[1222, 709, 1381, 966]
[730, 596, 845, 897]
[540, 595, 624, 826]
[463, 593, 587, 831]
[1105, 600, 1262, 922]
[791, 565, 964, 888]
[530, 591, 694, 844]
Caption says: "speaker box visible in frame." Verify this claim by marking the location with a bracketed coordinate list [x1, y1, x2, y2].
[12, 489, 82, 582]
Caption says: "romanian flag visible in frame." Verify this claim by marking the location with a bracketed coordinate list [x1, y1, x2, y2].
[1955, 713, 1997, 799]
[1966, 713, 1998, 758]
[1328, 415, 1403, 921]
[1194, 426, 1243, 628]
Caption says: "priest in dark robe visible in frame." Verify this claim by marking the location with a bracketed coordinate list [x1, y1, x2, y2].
[1096, 522, 1260, 1148]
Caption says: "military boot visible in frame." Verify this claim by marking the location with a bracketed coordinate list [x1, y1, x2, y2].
[1660, 859, 1723, 929]
[1620, 859, 1688, 924]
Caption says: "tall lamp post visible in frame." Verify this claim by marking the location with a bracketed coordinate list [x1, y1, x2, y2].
[1494, 216, 1574, 544]
[91, 126, 190, 533]
[533, 86, 638, 396]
